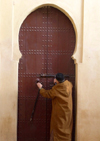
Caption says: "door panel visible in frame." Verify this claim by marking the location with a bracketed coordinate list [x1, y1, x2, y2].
[18, 6, 75, 141]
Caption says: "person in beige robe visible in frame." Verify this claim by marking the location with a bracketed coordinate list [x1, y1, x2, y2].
[37, 73, 73, 141]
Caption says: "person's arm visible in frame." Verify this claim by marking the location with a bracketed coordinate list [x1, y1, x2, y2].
[40, 88, 56, 99]
[37, 82, 56, 99]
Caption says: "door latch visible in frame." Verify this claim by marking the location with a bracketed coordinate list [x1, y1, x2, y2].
[38, 73, 70, 78]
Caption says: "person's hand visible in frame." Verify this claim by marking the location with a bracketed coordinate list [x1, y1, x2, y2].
[54, 78, 56, 84]
[37, 82, 43, 89]
[54, 78, 59, 84]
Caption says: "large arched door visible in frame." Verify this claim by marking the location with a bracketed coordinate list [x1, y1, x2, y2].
[18, 6, 76, 141]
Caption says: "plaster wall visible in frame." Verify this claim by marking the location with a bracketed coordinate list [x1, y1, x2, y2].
[0, 0, 100, 141]
[76, 0, 100, 140]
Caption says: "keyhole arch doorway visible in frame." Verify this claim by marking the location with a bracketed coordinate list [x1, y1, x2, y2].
[18, 6, 76, 141]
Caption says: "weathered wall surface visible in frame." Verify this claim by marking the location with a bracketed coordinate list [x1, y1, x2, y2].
[77, 1, 100, 141]
[0, 0, 100, 141]
[0, 0, 18, 141]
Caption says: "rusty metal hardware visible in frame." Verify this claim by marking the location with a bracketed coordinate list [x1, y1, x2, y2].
[38, 73, 74, 78]
[39, 73, 56, 78]
[30, 78, 41, 121]
[30, 89, 40, 121]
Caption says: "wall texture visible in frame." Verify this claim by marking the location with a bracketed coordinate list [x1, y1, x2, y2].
[0, 0, 100, 141]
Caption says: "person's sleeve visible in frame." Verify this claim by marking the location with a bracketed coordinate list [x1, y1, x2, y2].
[39, 87, 56, 99]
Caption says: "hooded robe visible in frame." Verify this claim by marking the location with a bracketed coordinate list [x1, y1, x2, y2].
[40, 80, 73, 141]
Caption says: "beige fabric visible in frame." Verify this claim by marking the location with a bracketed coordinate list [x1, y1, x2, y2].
[40, 80, 73, 141]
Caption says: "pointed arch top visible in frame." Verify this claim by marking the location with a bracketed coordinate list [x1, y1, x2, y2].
[13, 2, 81, 63]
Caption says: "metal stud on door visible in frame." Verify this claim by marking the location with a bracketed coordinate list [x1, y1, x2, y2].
[18, 6, 76, 141]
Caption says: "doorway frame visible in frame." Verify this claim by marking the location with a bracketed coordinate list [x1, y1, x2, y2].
[13, 2, 82, 141]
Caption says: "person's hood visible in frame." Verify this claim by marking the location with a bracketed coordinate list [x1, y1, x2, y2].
[53, 80, 73, 97]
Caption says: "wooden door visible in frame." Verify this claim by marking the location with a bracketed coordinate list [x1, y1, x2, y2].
[18, 6, 75, 141]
